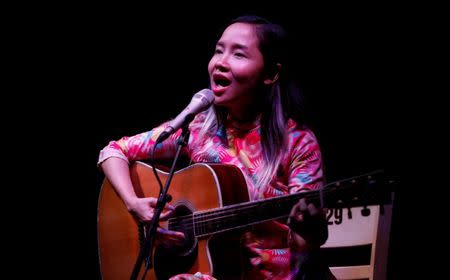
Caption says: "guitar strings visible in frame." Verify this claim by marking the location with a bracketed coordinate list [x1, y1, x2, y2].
[166, 171, 383, 235]
[167, 190, 327, 234]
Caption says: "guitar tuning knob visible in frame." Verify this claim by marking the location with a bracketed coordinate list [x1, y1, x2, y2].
[166, 194, 173, 202]
[347, 207, 353, 219]
[361, 206, 371, 217]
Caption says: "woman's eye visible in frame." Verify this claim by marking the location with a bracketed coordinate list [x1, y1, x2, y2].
[234, 52, 245, 58]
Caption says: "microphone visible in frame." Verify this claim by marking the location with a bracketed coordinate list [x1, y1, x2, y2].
[155, 89, 214, 144]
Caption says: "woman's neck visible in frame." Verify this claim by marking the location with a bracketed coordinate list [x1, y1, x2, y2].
[227, 100, 262, 124]
[227, 110, 261, 131]
[229, 111, 259, 123]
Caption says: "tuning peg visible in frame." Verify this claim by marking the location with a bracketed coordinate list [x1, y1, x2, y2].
[166, 194, 173, 202]
[347, 207, 353, 219]
[361, 206, 371, 217]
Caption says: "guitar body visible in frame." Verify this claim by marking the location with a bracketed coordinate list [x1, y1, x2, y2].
[98, 162, 250, 280]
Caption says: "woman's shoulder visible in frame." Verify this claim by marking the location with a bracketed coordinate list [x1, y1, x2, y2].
[287, 119, 314, 135]
[287, 119, 321, 146]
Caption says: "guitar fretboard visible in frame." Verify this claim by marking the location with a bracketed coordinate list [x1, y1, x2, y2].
[167, 169, 390, 237]
[193, 192, 304, 236]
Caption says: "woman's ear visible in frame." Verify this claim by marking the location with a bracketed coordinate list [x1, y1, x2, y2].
[264, 63, 281, 85]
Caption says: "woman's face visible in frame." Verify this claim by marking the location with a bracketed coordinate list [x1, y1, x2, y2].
[208, 22, 268, 114]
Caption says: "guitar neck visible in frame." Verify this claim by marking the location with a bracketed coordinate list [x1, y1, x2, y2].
[168, 170, 392, 237]
[192, 191, 304, 237]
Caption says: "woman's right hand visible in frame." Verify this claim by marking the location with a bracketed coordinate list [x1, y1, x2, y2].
[100, 158, 185, 246]
[127, 197, 185, 246]
[127, 196, 173, 222]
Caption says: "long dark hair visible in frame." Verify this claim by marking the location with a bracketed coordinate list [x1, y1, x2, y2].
[198, 15, 306, 196]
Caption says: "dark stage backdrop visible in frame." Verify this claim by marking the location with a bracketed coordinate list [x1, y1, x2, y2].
[40, 3, 413, 279]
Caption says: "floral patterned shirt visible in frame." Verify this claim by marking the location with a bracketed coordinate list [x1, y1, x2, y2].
[98, 112, 324, 279]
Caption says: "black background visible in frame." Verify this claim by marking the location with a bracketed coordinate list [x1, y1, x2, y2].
[22, 2, 428, 279]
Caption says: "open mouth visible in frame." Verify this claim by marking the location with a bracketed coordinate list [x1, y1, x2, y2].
[213, 74, 231, 89]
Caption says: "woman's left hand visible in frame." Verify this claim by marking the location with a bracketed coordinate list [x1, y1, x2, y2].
[287, 198, 328, 251]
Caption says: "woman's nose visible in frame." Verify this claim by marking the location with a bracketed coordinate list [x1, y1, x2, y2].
[214, 55, 229, 71]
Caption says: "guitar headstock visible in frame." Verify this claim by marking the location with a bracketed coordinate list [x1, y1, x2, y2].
[322, 170, 395, 209]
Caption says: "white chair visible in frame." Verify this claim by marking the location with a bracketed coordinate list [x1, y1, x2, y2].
[321, 202, 393, 280]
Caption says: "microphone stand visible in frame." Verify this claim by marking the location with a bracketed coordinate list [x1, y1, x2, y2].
[130, 122, 191, 280]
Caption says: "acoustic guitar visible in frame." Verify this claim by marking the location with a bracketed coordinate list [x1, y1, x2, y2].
[97, 161, 392, 280]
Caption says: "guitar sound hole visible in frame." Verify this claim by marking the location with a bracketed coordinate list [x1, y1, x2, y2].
[154, 204, 198, 279]
[168, 204, 197, 256]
